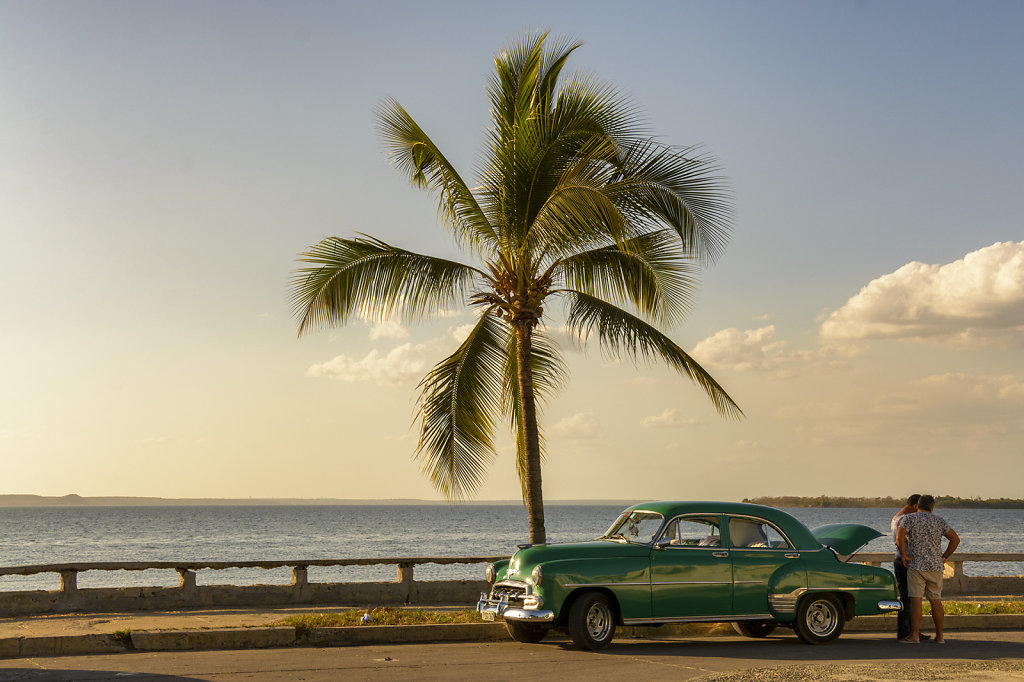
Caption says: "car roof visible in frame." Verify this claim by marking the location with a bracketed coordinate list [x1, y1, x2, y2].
[622, 501, 822, 550]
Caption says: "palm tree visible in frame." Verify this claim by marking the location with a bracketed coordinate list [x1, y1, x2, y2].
[290, 32, 741, 544]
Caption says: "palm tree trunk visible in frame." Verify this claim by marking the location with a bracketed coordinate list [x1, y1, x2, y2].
[515, 323, 546, 545]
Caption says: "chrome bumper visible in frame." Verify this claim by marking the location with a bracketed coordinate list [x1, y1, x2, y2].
[878, 600, 903, 612]
[477, 592, 555, 623]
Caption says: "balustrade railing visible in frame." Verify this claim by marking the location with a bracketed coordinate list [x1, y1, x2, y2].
[0, 553, 1019, 618]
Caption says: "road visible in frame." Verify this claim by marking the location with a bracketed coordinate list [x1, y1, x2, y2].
[2, 631, 1023, 681]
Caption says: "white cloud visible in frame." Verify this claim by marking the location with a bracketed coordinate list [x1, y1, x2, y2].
[448, 324, 476, 344]
[367, 320, 410, 341]
[641, 408, 698, 429]
[918, 372, 1024, 404]
[308, 321, 492, 386]
[820, 241, 1024, 348]
[307, 343, 434, 386]
[549, 412, 603, 439]
[692, 326, 812, 376]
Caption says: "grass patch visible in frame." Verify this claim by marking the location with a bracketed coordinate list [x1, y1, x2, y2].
[273, 608, 480, 634]
[111, 629, 132, 647]
[924, 600, 1024, 615]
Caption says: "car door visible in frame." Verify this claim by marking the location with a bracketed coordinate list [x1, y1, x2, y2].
[727, 515, 803, 617]
[650, 515, 733, 618]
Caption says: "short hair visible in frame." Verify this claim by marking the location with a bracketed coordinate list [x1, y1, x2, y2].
[907, 494, 922, 506]
[918, 495, 935, 511]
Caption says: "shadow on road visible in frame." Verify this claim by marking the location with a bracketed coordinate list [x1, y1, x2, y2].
[0, 669, 204, 682]
[552, 633, 1024, 662]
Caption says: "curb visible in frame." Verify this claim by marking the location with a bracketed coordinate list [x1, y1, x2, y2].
[306, 622, 509, 646]
[131, 627, 297, 651]
[2, 615, 1023, 659]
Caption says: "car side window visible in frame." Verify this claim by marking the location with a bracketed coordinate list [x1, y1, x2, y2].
[661, 517, 721, 547]
[729, 518, 791, 549]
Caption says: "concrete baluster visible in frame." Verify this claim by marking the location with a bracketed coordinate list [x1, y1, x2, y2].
[398, 562, 415, 604]
[291, 565, 311, 603]
[58, 569, 78, 607]
[177, 568, 198, 598]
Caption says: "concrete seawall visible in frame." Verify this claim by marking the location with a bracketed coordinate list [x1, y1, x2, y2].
[0, 579, 490, 618]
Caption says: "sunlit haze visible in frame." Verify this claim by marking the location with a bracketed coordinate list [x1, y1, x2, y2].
[2, 1, 1022, 502]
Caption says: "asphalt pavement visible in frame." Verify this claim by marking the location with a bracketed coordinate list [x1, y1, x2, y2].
[1, 631, 1023, 681]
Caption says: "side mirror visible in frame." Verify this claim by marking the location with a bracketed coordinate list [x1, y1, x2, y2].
[655, 537, 673, 550]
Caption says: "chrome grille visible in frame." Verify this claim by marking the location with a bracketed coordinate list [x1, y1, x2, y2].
[489, 580, 528, 606]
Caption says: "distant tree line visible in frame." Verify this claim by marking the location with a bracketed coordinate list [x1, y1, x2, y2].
[744, 495, 1024, 509]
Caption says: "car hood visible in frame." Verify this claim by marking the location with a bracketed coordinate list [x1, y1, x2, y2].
[503, 540, 650, 577]
[812, 523, 884, 559]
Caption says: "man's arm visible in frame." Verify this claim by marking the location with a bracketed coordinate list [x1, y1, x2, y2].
[896, 525, 910, 566]
[942, 529, 960, 562]
[892, 504, 913, 522]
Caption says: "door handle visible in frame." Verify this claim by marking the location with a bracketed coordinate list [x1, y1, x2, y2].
[712, 551, 729, 558]
[785, 553, 800, 559]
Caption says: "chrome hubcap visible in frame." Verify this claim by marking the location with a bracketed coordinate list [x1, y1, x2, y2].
[805, 600, 838, 637]
[586, 602, 612, 640]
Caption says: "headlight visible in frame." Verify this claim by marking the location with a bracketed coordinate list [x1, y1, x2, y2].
[531, 565, 542, 585]
[485, 564, 495, 583]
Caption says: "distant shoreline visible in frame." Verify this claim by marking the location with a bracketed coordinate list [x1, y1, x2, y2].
[0, 494, 636, 508]
[746, 495, 1024, 509]
[3, 494, 1022, 509]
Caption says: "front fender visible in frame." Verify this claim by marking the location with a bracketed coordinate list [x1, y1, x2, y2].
[537, 556, 651, 620]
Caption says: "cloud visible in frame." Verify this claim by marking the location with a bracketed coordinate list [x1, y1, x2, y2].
[549, 412, 603, 439]
[691, 326, 814, 376]
[307, 343, 434, 386]
[367, 320, 410, 341]
[308, 321, 488, 386]
[641, 408, 698, 429]
[820, 241, 1024, 348]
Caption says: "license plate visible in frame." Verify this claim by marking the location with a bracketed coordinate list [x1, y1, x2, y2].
[481, 611, 495, 621]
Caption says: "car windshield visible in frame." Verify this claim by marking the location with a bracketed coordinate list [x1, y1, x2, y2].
[602, 510, 664, 544]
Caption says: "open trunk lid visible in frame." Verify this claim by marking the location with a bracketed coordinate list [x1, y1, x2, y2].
[812, 523, 884, 560]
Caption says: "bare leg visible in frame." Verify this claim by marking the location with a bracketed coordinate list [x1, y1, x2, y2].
[930, 598, 945, 642]
[907, 597, 922, 642]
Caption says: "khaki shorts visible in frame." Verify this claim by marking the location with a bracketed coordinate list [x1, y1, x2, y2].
[908, 570, 943, 599]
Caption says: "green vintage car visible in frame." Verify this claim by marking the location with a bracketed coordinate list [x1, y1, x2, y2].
[477, 501, 901, 649]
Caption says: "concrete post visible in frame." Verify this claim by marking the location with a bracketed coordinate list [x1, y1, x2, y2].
[951, 560, 965, 592]
[177, 569, 197, 596]
[58, 569, 78, 607]
[291, 565, 310, 603]
[58, 565, 76, 593]
[398, 562, 415, 604]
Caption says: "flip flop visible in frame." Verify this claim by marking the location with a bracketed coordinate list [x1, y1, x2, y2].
[898, 638, 920, 643]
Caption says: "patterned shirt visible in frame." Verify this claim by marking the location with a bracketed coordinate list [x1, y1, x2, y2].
[898, 512, 953, 572]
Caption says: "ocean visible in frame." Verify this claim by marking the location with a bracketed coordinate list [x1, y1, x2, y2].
[1, 505, 1021, 592]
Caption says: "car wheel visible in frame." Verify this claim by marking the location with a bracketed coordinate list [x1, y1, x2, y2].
[505, 620, 549, 643]
[568, 592, 616, 650]
[794, 594, 844, 644]
[732, 620, 777, 638]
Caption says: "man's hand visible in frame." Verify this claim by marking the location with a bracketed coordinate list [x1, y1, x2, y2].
[902, 555, 911, 567]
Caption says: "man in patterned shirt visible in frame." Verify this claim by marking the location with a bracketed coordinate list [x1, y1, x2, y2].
[891, 494, 928, 640]
[896, 494, 960, 643]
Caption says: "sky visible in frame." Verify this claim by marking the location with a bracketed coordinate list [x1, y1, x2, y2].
[1, 0, 1022, 503]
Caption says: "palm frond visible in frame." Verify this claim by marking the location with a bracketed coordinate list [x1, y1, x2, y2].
[607, 140, 733, 264]
[376, 98, 497, 250]
[290, 236, 481, 336]
[559, 231, 699, 326]
[414, 311, 509, 500]
[564, 291, 743, 419]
